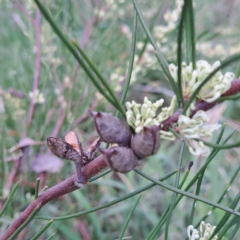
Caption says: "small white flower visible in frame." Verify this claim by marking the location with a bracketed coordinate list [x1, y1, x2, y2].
[187, 222, 218, 240]
[126, 96, 176, 139]
[177, 111, 221, 156]
[168, 60, 235, 103]
[29, 89, 45, 104]
[187, 225, 200, 240]
[199, 221, 218, 240]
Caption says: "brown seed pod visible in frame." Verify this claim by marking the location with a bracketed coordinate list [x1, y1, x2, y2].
[47, 137, 81, 162]
[89, 111, 132, 146]
[99, 146, 138, 173]
[131, 125, 160, 159]
[47, 132, 89, 166]
[47, 131, 90, 184]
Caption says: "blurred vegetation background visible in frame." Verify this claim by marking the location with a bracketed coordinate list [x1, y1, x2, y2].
[0, 0, 240, 239]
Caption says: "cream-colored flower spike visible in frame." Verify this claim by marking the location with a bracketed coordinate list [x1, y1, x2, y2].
[126, 96, 176, 140]
[199, 221, 218, 240]
[187, 221, 218, 240]
[177, 110, 221, 156]
[169, 60, 235, 102]
[187, 225, 200, 240]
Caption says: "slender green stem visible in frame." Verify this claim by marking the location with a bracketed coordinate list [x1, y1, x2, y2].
[34, 178, 40, 200]
[118, 194, 141, 240]
[72, 40, 126, 116]
[192, 165, 240, 234]
[39, 185, 48, 195]
[147, 161, 193, 240]
[138, 3, 163, 60]
[34, 0, 121, 112]
[0, 181, 20, 217]
[178, 162, 192, 189]
[131, 0, 181, 103]
[120, 11, 138, 105]
[189, 173, 202, 224]
[46, 231, 57, 240]
[184, 0, 196, 68]
[30, 219, 54, 240]
[164, 143, 185, 240]
[134, 169, 240, 217]
[199, 139, 240, 149]
[219, 93, 240, 102]
[177, 0, 187, 107]
[209, 193, 240, 239]
[89, 169, 111, 182]
[227, 216, 240, 240]
[116, 10, 138, 118]
[188, 0, 196, 68]
[8, 206, 41, 240]
[35, 169, 179, 220]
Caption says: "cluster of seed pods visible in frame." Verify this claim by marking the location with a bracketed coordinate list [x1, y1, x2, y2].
[90, 111, 161, 173]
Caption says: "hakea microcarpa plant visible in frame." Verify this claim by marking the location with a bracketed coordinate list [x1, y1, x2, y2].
[89, 60, 236, 172]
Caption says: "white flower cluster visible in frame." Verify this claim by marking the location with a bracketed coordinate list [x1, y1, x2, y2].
[29, 89, 45, 104]
[125, 96, 221, 156]
[169, 60, 235, 103]
[126, 96, 176, 140]
[187, 221, 218, 240]
[177, 110, 221, 156]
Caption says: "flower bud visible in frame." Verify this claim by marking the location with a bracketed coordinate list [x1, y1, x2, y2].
[99, 147, 138, 173]
[131, 125, 160, 159]
[90, 111, 132, 146]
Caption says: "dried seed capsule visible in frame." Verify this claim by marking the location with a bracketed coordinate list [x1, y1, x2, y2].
[90, 111, 132, 146]
[47, 137, 80, 162]
[131, 125, 160, 159]
[99, 147, 138, 173]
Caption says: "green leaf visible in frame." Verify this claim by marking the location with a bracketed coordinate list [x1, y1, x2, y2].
[176, 0, 187, 106]
[35, 169, 179, 221]
[164, 143, 185, 240]
[118, 194, 142, 240]
[192, 165, 240, 234]
[209, 192, 240, 239]
[34, 0, 124, 114]
[9, 207, 41, 240]
[184, 0, 196, 68]
[0, 181, 20, 217]
[131, 0, 181, 104]
[30, 219, 54, 240]
[134, 169, 240, 217]
[72, 40, 125, 116]
[219, 93, 240, 102]
[199, 139, 240, 149]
